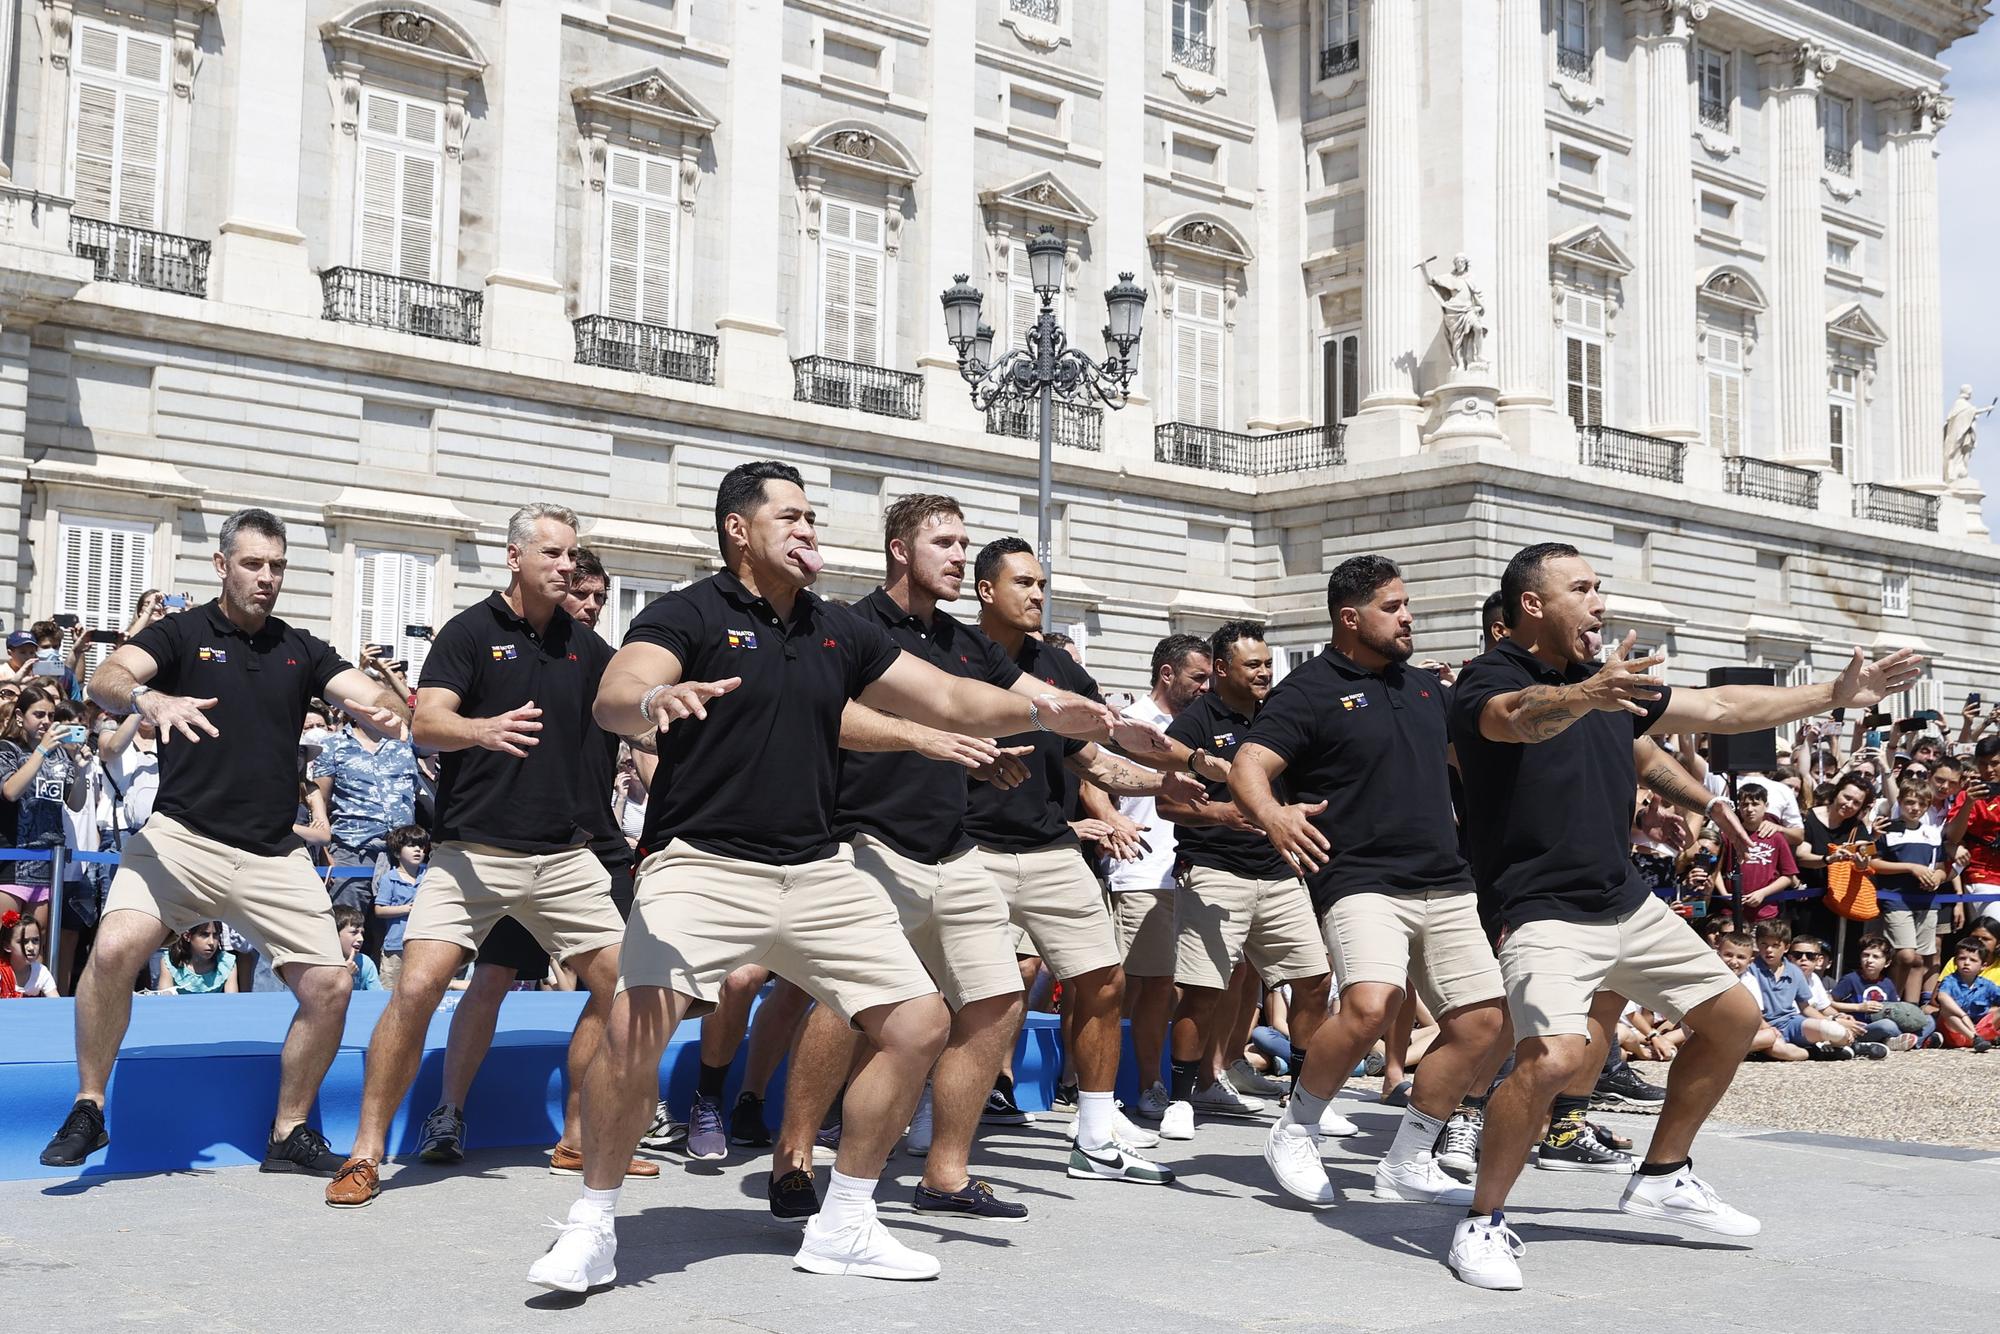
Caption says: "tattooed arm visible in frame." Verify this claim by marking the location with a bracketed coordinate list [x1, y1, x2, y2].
[1475, 632, 1666, 745]
[1636, 736, 1751, 852]
[1065, 742, 1204, 804]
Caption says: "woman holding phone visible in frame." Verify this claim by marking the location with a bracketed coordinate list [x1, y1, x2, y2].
[0, 684, 92, 950]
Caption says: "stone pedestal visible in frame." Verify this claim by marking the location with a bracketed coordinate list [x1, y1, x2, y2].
[716, 318, 793, 395]
[481, 275, 573, 358]
[1424, 368, 1505, 447]
[1951, 479, 1989, 540]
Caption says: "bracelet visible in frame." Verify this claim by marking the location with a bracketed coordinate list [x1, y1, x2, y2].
[1706, 795, 1734, 812]
[1029, 695, 1053, 733]
[637, 683, 670, 727]
[126, 685, 153, 716]
[1187, 751, 1205, 777]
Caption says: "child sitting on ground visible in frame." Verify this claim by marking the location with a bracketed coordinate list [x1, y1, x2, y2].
[160, 921, 236, 994]
[4, 911, 56, 996]
[334, 904, 381, 991]
[1717, 931, 1809, 1061]
[1829, 933, 1932, 1049]
[1748, 921, 1885, 1059]
[1933, 939, 1999, 1051]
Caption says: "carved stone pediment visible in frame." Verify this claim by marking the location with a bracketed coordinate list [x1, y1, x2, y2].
[1549, 224, 1634, 277]
[978, 171, 1096, 228]
[572, 68, 719, 139]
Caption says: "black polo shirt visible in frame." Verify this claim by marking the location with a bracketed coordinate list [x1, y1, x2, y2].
[962, 630, 1099, 852]
[1164, 691, 1289, 879]
[574, 625, 633, 871]
[629, 571, 901, 866]
[1447, 638, 1673, 928]
[833, 589, 1023, 863]
[420, 592, 613, 854]
[127, 600, 347, 856]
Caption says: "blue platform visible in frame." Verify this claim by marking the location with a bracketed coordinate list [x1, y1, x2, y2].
[1, 993, 1099, 1182]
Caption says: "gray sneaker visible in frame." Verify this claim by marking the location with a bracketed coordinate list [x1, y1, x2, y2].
[687, 1093, 728, 1161]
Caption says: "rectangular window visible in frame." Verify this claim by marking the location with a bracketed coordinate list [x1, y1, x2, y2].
[1827, 235, 1856, 270]
[1556, 0, 1593, 78]
[1699, 193, 1735, 232]
[1006, 234, 1064, 353]
[68, 19, 169, 228]
[355, 89, 444, 282]
[1172, 281, 1225, 427]
[1561, 291, 1606, 428]
[1173, 0, 1214, 46]
[1828, 366, 1857, 478]
[353, 549, 437, 675]
[1321, 0, 1359, 50]
[1557, 145, 1599, 191]
[56, 514, 153, 674]
[1695, 44, 1731, 130]
[1321, 328, 1360, 423]
[1170, 134, 1221, 180]
[603, 147, 679, 328]
[822, 33, 884, 87]
[819, 199, 886, 365]
[1704, 329, 1744, 455]
[1880, 573, 1910, 618]
[1007, 86, 1064, 137]
[607, 575, 683, 645]
[1820, 95, 1852, 175]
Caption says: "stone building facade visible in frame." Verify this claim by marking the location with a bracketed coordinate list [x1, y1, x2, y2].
[0, 0, 1989, 703]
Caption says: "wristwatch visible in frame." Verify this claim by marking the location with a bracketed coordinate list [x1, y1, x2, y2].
[127, 684, 153, 715]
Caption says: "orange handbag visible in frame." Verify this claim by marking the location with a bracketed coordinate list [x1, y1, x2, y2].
[1823, 842, 1879, 921]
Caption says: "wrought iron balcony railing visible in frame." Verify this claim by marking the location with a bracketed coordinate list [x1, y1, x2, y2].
[1725, 456, 1820, 510]
[1698, 95, 1730, 131]
[70, 217, 209, 297]
[1171, 35, 1216, 74]
[986, 399, 1103, 452]
[1853, 482, 1939, 532]
[573, 315, 717, 385]
[1319, 39, 1360, 78]
[1578, 425, 1686, 484]
[1824, 144, 1853, 175]
[1556, 43, 1594, 81]
[1009, 0, 1060, 20]
[791, 355, 923, 421]
[320, 267, 482, 345]
[1154, 422, 1345, 477]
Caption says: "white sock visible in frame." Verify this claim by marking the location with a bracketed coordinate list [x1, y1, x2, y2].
[817, 1168, 877, 1231]
[572, 1184, 620, 1224]
[1385, 1104, 1446, 1167]
[1077, 1090, 1117, 1150]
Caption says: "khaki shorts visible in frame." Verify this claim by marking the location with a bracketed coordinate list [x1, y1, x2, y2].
[851, 834, 1024, 1010]
[1177, 867, 1328, 991]
[103, 814, 344, 970]
[1320, 888, 1505, 1017]
[621, 841, 937, 1022]
[1500, 893, 1740, 1043]
[1110, 888, 1179, 978]
[403, 842, 625, 964]
[976, 843, 1123, 982]
[1879, 902, 1938, 956]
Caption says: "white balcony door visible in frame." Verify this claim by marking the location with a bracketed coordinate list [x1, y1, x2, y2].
[355, 90, 445, 282]
[604, 147, 679, 327]
[68, 19, 168, 228]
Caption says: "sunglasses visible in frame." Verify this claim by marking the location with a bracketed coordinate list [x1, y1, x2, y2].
[1786, 950, 1823, 960]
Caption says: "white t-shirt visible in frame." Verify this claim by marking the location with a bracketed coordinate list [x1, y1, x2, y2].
[1106, 694, 1179, 893]
[1716, 773, 1800, 829]
[16, 959, 56, 997]
[105, 738, 159, 832]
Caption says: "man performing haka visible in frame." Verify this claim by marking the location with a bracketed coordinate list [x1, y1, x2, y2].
[409, 546, 657, 1184]
[1443, 541, 1920, 1290]
[1155, 621, 1334, 1141]
[767, 492, 1055, 1222]
[328, 505, 634, 1207]
[965, 537, 1219, 1183]
[41, 509, 411, 1175]
[1229, 559, 1505, 1208]
[532, 463, 1135, 1292]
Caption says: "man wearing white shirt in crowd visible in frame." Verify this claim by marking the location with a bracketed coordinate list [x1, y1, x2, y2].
[1099, 635, 1210, 1127]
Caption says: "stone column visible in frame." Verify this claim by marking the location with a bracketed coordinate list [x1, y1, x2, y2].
[1627, 1, 1703, 441]
[1884, 89, 1948, 487]
[1493, 0, 1549, 410]
[483, 0, 568, 355]
[715, 0, 788, 391]
[1347, 0, 1423, 458]
[1760, 42, 1836, 466]
[1248, 4, 1307, 430]
[919, 0, 978, 426]
[1100, 0, 1150, 460]
[210, 0, 319, 314]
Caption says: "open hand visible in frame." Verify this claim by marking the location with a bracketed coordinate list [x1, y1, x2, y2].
[1576, 631, 1666, 717]
[477, 703, 542, 757]
[653, 678, 741, 724]
[1710, 801, 1753, 855]
[140, 691, 219, 745]
[1262, 800, 1330, 876]
[917, 730, 1007, 773]
[969, 744, 1034, 790]
[1832, 646, 1925, 710]
[351, 703, 408, 742]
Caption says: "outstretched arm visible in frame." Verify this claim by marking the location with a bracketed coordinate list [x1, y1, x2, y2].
[1476, 632, 1666, 744]
[1652, 647, 1923, 736]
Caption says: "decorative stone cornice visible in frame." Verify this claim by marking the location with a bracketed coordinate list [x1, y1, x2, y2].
[572, 69, 720, 141]
[1827, 301, 1888, 347]
[978, 171, 1097, 229]
[320, 3, 488, 82]
[29, 456, 202, 503]
[1759, 41, 1837, 94]
[788, 121, 921, 189]
[1148, 213, 1254, 269]
[1880, 87, 1952, 136]
[322, 486, 478, 536]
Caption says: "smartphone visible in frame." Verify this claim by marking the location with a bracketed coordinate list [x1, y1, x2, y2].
[56, 724, 88, 745]
[364, 643, 393, 659]
[1865, 729, 1888, 749]
[1862, 711, 1892, 729]
[1831, 707, 1846, 723]
[1970, 694, 1984, 709]
[52, 613, 80, 629]
[29, 658, 65, 678]
[1915, 709, 1942, 723]
[405, 623, 434, 640]
[162, 593, 190, 611]
[84, 628, 125, 646]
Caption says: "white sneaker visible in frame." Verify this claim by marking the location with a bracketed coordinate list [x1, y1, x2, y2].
[1435, 1106, 1483, 1176]
[905, 1085, 933, 1157]
[1066, 1140, 1175, 1184]
[1159, 1100, 1195, 1140]
[637, 1100, 685, 1151]
[1070, 1106, 1161, 1150]
[1226, 1058, 1286, 1097]
[1191, 1080, 1266, 1119]
[1134, 1081, 1173, 1121]
[794, 1209, 941, 1280]
[1447, 1215, 1524, 1290]
[1263, 1120, 1335, 1208]
[1618, 1165, 1761, 1237]
[1373, 1155, 1476, 1205]
[1317, 1103, 1360, 1138]
[527, 1208, 617, 1293]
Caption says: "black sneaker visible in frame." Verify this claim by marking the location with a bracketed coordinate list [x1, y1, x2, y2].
[729, 1092, 773, 1147]
[1588, 1120, 1633, 1152]
[1853, 1041, 1889, 1061]
[416, 1103, 466, 1164]
[768, 1167, 819, 1221]
[40, 1099, 108, 1167]
[1807, 1042, 1855, 1062]
[261, 1123, 344, 1176]
[1536, 1122, 1634, 1173]
[982, 1074, 1034, 1126]
[913, 1179, 1029, 1219]
[1052, 1081, 1080, 1114]
[1592, 1064, 1667, 1112]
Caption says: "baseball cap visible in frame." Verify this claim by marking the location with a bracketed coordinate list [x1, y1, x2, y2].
[5, 631, 34, 649]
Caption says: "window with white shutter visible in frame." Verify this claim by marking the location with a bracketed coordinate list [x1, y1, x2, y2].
[819, 199, 886, 365]
[1321, 328, 1360, 423]
[56, 515, 153, 674]
[603, 147, 679, 327]
[1561, 291, 1606, 428]
[352, 550, 438, 675]
[68, 20, 168, 228]
[1703, 329, 1744, 455]
[1828, 366, 1858, 478]
[355, 90, 445, 282]
[1172, 281, 1225, 427]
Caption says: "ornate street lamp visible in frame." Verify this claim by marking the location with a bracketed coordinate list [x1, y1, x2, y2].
[940, 224, 1146, 633]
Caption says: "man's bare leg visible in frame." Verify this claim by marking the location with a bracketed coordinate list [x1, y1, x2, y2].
[439, 963, 516, 1111]
[920, 991, 1024, 1192]
[69, 909, 169, 1106]
[272, 961, 358, 1138]
[348, 939, 469, 1162]
[772, 1003, 864, 1179]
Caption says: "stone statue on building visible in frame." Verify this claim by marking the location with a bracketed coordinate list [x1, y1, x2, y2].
[1944, 384, 1995, 484]
[1419, 254, 1488, 372]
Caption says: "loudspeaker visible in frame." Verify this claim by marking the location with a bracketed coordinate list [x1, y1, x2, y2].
[1705, 666, 1778, 774]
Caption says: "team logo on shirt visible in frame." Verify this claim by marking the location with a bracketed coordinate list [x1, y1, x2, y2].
[822, 637, 837, 649]
[197, 646, 228, 664]
[726, 628, 759, 650]
[1338, 691, 1369, 711]
[1212, 732, 1236, 748]
[490, 644, 518, 661]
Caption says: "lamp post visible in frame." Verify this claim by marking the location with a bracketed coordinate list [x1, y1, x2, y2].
[941, 224, 1146, 633]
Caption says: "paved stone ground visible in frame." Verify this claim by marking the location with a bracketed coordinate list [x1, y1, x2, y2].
[7, 1091, 1999, 1333]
